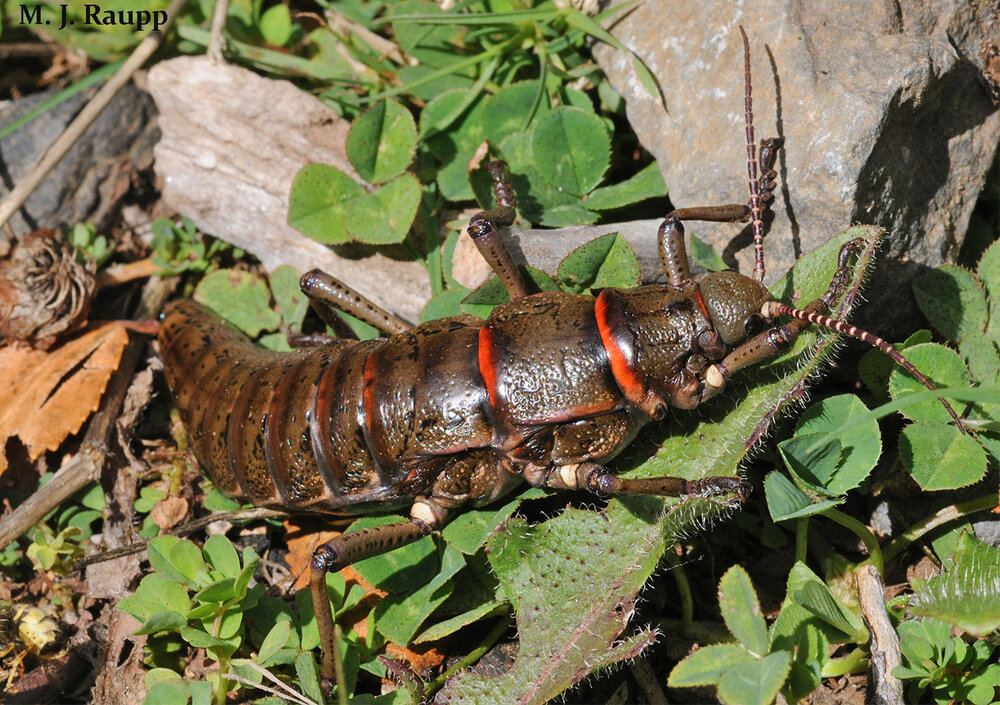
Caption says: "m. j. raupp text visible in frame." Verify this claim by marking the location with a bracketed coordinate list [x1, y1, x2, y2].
[19, 3, 167, 31]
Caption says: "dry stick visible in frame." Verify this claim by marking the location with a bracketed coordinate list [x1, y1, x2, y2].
[207, 0, 229, 62]
[0, 0, 190, 231]
[856, 565, 903, 705]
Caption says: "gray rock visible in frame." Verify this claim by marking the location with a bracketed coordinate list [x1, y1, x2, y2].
[0, 83, 157, 235]
[593, 0, 1000, 334]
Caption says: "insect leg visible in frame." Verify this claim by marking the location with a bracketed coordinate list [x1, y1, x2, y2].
[545, 462, 746, 504]
[468, 161, 530, 301]
[299, 269, 410, 335]
[310, 500, 447, 688]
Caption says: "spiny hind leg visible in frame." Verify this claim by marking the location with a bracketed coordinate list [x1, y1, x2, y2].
[310, 499, 447, 690]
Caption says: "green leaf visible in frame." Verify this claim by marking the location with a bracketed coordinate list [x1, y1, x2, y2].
[180, 627, 236, 651]
[764, 472, 842, 522]
[269, 265, 308, 332]
[346, 174, 421, 245]
[780, 395, 881, 495]
[169, 540, 208, 583]
[420, 288, 470, 323]
[257, 620, 291, 666]
[778, 433, 842, 496]
[483, 81, 549, 146]
[202, 535, 240, 577]
[911, 533, 1000, 635]
[531, 106, 610, 196]
[119, 574, 191, 623]
[912, 265, 988, 343]
[771, 563, 862, 647]
[288, 164, 366, 245]
[295, 651, 324, 705]
[538, 202, 599, 227]
[194, 270, 282, 338]
[669, 643, 755, 687]
[959, 331, 1000, 384]
[584, 162, 666, 211]
[857, 329, 931, 402]
[147, 536, 188, 583]
[347, 100, 417, 184]
[421, 91, 487, 201]
[373, 544, 464, 644]
[258, 4, 293, 46]
[888, 343, 971, 423]
[414, 601, 509, 644]
[792, 582, 866, 642]
[441, 497, 522, 555]
[900, 420, 988, 490]
[688, 232, 728, 273]
[557, 232, 640, 293]
[133, 610, 188, 635]
[717, 651, 792, 705]
[461, 267, 560, 319]
[718, 565, 768, 656]
[144, 681, 189, 705]
[978, 239, 1000, 344]
[194, 578, 237, 604]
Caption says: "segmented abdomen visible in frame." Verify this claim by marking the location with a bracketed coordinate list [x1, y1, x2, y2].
[159, 300, 499, 513]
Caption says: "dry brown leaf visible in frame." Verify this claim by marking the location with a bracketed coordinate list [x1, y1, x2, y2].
[150, 495, 189, 531]
[0, 321, 130, 474]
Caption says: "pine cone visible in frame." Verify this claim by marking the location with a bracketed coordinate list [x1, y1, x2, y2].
[0, 229, 97, 349]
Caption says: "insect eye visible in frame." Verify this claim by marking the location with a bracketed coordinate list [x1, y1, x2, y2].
[743, 314, 766, 337]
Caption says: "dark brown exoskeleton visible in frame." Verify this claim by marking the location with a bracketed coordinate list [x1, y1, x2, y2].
[158, 28, 966, 688]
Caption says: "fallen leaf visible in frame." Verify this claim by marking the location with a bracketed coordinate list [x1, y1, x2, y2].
[0, 321, 130, 474]
[150, 495, 190, 531]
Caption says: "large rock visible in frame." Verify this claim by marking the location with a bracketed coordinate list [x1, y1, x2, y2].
[593, 0, 999, 332]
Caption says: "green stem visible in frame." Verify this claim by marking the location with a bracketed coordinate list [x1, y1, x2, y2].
[821, 646, 869, 677]
[883, 493, 998, 563]
[663, 549, 693, 635]
[333, 624, 348, 705]
[795, 518, 809, 564]
[658, 618, 734, 644]
[361, 35, 522, 104]
[424, 612, 512, 696]
[823, 508, 883, 573]
[421, 200, 443, 297]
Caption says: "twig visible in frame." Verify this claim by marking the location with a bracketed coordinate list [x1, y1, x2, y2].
[857, 564, 903, 705]
[95, 258, 159, 288]
[207, 0, 229, 63]
[71, 507, 289, 570]
[0, 0, 190, 231]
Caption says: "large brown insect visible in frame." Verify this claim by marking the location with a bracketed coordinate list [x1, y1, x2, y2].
[157, 28, 965, 686]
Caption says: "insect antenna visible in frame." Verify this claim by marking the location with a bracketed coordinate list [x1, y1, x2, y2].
[764, 301, 969, 433]
[739, 25, 766, 284]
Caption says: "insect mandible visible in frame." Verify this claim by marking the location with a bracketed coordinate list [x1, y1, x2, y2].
[157, 26, 966, 688]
